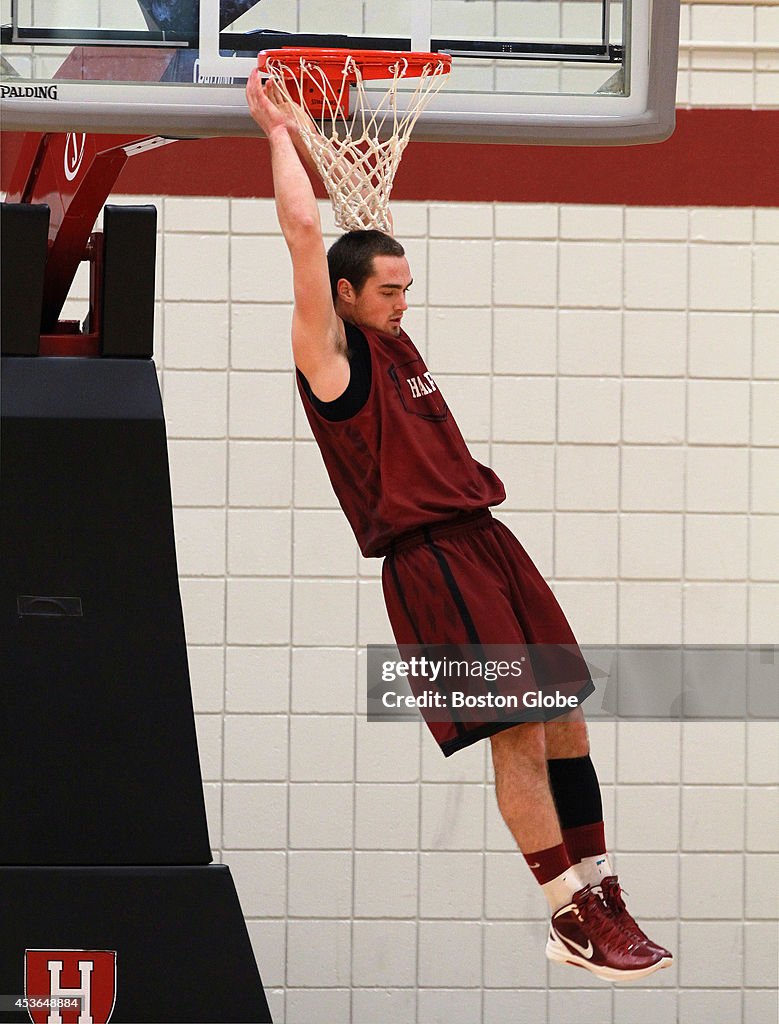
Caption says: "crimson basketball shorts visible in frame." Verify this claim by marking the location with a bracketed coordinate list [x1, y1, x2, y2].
[381, 510, 595, 756]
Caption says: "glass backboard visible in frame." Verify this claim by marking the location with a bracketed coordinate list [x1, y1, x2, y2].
[0, 0, 680, 143]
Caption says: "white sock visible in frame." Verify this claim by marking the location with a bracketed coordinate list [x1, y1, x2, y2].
[541, 863, 589, 913]
[575, 853, 613, 888]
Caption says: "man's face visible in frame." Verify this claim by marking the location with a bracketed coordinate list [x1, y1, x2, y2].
[340, 255, 412, 338]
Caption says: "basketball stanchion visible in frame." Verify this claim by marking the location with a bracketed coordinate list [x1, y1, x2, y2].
[1, 199, 272, 1021]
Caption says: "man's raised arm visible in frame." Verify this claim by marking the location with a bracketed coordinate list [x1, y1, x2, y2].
[246, 70, 349, 401]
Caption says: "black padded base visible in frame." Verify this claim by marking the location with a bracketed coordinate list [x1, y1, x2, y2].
[0, 357, 211, 865]
[0, 865, 272, 1023]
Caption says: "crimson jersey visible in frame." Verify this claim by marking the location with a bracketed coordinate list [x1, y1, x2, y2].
[297, 322, 505, 557]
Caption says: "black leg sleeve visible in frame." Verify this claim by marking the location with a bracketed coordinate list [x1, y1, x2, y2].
[547, 754, 603, 830]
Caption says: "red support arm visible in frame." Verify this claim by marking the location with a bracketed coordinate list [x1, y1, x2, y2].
[5, 131, 154, 331]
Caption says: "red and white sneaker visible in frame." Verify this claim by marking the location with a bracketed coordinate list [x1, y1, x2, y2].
[546, 884, 671, 982]
[598, 875, 673, 963]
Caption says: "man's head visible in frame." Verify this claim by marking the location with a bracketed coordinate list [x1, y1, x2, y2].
[328, 230, 411, 338]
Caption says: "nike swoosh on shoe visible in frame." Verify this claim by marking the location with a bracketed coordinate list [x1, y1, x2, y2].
[559, 934, 594, 960]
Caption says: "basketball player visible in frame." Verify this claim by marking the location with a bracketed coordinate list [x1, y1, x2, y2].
[246, 70, 672, 981]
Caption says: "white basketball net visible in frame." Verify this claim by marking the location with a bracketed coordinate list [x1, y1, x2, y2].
[262, 53, 450, 233]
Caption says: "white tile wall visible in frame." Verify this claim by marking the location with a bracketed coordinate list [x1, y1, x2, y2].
[678, 0, 779, 112]
[84, 186, 779, 1023]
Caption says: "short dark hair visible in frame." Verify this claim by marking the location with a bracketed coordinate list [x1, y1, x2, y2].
[327, 230, 405, 301]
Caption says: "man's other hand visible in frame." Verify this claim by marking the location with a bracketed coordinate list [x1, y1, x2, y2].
[246, 69, 298, 138]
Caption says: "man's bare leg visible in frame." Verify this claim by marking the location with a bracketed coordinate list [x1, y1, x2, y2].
[490, 722, 561, 851]
[490, 722, 586, 910]
[544, 705, 589, 758]
[488, 710, 590, 851]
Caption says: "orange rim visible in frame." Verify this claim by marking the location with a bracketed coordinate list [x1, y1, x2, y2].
[257, 47, 452, 84]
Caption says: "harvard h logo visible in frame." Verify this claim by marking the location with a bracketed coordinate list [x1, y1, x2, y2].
[24, 950, 116, 1024]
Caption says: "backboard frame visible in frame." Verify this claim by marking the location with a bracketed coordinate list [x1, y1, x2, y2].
[0, 0, 680, 145]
